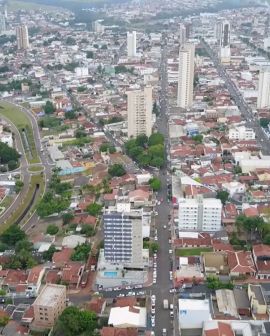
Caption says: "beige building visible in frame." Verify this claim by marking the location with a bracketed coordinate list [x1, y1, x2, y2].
[177, 43, 195, 109]
[257, 66, 270, 109]
[248, 284, 267, 318]
[127, 86, 153, 138]
[33, 284, 66, 329]
[16, 24, 29, 50]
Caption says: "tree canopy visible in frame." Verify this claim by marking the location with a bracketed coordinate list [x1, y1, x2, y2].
[86, 203, 102, 217]
[53, 306, 97, 336]
[71, 243, 91, 262]
[0, 141, 20, 166]
[44, 101, 56, 114]
[216, 190, 229, 205]
[149, 177, 161, 191]
[108, 163, 126, 177]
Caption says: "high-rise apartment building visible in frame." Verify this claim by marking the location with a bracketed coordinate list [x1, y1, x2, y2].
[0, 14, 6, 34]
[127, 86, 152, 138]
[219, 20, 231, 63]
[177, 43, 195, 109]
[16, 25, 29, 50]
[179, 24, 186, 45]
[103, 211, 143, 268]
[178, 197, 222, 232]
[127, 31, 136, 58]
[257, 66, 270, 109]
[33, 284, 66, 330]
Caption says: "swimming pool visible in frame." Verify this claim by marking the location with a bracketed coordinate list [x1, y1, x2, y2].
[104, 271, 118, 278]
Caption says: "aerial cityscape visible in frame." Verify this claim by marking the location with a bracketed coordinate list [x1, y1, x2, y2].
[0, 0, 270, 335]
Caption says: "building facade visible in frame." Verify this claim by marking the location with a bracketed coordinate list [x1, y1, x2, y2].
[0, 14, 6, 34]
[16, 24, 29, 50]
[179, 24, 186, 45]
[228, 126, 256, 140]
[178, 197, 222, 232]
[127, 31, 137, 58]
[177, 43, 195, 109]
[220, 20, 231, 64]
[103, 211, 143, 268]
[257, 66, 270, 109]
[127, 86, 152, 138]
[33, 284, 66, 330]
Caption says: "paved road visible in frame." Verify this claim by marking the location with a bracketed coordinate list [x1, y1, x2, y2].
[151, 44, 177, 336]
[0, 100, 52, 230]
[200, 38, 270, 155]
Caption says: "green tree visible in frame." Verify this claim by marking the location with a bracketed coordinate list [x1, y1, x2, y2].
[53, 306, 97, 336]
[80, 224, 95, 237]
[46, 224, 59, 235]
[62, 212, 74, 225]
[151, 157, 164, 168]
[15, 239, 33, 253]
[0, 141, 20, 164]
[192, 134, 203, 143]
[152, 101, 159, 115]
[129, 146, 143, 159]
[260, 118, 270, 128]
[150, 242, 159, 253]
[149, 177, 161, 191]
[86, 51, 94, 59]
[99, 143, 116, 154]
[137, 153, 151, 166]
[43, 245, 57, 261]
[71, 243, 91, 262]
[135, 134, 148, 147]
[108, 164, 126, 177]
[0, 225, 26, 246]
[0, 315, 9, 327]
[8, 160, 18, 171]
[148, 133, 164, 146]
[234, 165, 242, 174]
[75, 129, 87, 138]
[86, 203, 102, 216]
[66, 37, 76, 45]
[148, 144, 164, 157]
[0, 242, 8, 252]
[216, 190, 229, 205]
[44, 101, 55, 114]
[15, 180, 24, 193]
[65, 111, 76, 119]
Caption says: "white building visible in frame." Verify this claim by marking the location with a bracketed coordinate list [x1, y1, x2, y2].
[127, 31, 137, 58]
[179, 24, 186, 45]
[127, 86, 152, 138]
[103, 211, 144, 268]
[239, 158, 270, 173]
[178, 197, 222, 232]
[179, 299, 211, 329]
[75, 67, 89, 78]
[257, 66, 270, 109]
[108, 306, 146, 328]
[0, 14, 6, 34]
[219, 20, 231, 64]
[228, 126, 255, 140]
[264, 37, 270, 51]
[16, 24, 29, 50]
[177, 43, 195, 109]
[93, 20, 105, 33]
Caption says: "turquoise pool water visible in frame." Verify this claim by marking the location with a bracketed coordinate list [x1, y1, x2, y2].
[104, 271, 118, 278]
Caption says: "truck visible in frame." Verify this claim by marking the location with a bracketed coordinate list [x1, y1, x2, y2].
[163, 299, 169, 309]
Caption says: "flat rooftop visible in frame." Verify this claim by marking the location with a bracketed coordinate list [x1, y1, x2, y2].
[33, 284, 66, 307]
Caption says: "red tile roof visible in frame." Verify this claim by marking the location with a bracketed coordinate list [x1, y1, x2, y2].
[101, 327, 138, 336]
[228, 251, 256, 274]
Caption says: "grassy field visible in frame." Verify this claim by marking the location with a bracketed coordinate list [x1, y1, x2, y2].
[8, 0, 62, 11]
[0, 196, 14, 209]
[0, 102, 40, 164]
[175, 247, 213, 257]
[28, 165, 44, 172]
[0, 174, 45, 233]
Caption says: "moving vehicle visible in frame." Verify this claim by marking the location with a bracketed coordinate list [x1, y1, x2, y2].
[163, 299, 169, 309]
[162, 329, 167, 336]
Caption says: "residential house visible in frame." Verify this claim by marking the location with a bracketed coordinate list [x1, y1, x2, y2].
[202, 252, 229, 275]
[26, 265, 45, 296]
[52, 248, 73, 267]
[228, 251, 256, 278]
[253, 244, 270, 280]
[88, 297, 106, 316]
[233, 288, 251, 317]
[248, 284, 268, 319]
[108, 306, 147, 328]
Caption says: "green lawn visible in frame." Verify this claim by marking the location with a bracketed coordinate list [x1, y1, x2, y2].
[0, 173, 45, 233]
[175, 247, 213, 257]
[0, 102, 40, 164]
[28, 165, 44, 172]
